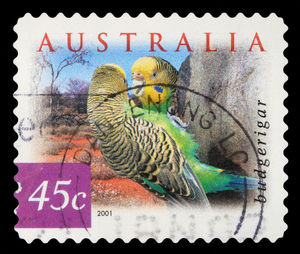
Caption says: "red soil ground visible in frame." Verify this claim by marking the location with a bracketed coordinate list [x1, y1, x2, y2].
[41, 134, 166, 208]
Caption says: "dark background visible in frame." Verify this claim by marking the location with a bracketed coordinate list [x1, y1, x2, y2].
[5, 2, 297, 251]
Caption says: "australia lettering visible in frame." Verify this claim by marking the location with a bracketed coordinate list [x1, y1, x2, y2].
[37, 32, 266, 53]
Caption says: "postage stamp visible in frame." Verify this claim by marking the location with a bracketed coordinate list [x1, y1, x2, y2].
[13, 13, 287, 243]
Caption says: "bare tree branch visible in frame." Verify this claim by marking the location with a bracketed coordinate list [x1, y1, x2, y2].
[36, 47, 90, 115]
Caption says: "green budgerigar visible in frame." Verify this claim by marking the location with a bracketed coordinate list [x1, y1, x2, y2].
[130, 56, 259, 194]
[87, 64, 210, 208]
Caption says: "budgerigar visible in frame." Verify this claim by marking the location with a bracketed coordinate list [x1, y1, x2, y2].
[130, 56, 258, 194]
[87, 64, 210, 208]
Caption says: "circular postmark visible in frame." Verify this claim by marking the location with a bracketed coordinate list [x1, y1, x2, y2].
[30, 82, 263, 239]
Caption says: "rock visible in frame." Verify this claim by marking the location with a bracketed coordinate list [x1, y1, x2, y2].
[173, 47, 262, 176]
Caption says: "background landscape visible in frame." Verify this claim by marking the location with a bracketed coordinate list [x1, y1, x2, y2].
[34, 44, 189, 208]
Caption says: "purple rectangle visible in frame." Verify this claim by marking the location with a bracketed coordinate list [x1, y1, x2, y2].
[15, 163, 91, 228]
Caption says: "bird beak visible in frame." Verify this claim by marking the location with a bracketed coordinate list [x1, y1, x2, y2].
[131, 72, 145, 97]
[97, 87, 108, 94]
[131, 72, 144, 81]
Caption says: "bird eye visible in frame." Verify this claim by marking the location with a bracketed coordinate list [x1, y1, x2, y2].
[152, 72, 157, 77]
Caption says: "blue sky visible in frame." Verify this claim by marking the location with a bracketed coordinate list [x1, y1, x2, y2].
[39, 44, 191, 92]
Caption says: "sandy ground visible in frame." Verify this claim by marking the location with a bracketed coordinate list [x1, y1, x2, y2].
[39, 132, 166, 208]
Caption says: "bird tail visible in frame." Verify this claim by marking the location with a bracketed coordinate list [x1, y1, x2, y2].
[225, 174, 259, 191]
[165, 161, 211, 209]
[196, 162, 259, 194]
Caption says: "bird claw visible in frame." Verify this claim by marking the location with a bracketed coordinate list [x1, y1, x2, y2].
[167, 111, 189, 130]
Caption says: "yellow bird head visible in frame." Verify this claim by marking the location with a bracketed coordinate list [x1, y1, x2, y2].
[131, 56, 178, 106]
[89, 64, 127, 98]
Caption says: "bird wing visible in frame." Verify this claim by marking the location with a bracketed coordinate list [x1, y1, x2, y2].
[124, 116, 210, 208]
